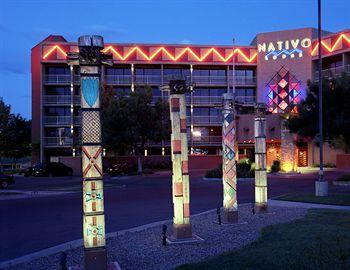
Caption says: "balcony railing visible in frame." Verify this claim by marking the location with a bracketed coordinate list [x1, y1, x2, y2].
[191, 96, 222, 104]
[135, 75, 162, 84]
[192, 116, 221, 125]
[44, 75, 71, 84]
[314, 65, 350, 81]
[192, 76, 227, 85]
[43, 116, 72, 125]
[235, 95, 256, 105]
[191, 135, 222, 145]
[44, 137, 73, 147]
[233, 76, 256, 85]
[105, 75, 132, 84]
[43, 95, 71, 105]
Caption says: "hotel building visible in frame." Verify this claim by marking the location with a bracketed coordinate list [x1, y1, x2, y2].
[31, 27, 350, 169]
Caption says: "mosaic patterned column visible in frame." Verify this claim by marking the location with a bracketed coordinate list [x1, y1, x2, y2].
[254, 103, 268, 213]
[280, 118, 297, 172]
[79, 36, 107, 269]
[222, 93, 238, 223]
[169, 80, 192, 239]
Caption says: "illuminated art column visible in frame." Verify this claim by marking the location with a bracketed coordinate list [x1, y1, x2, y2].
[222, 93, 238, 223]
[254, 103, 268, 212]
[280, 118, 297, 172]
[78, 36, 110, 270]
[169, 80, 192, 239]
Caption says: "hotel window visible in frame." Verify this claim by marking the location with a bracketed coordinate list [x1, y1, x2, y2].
[236, 88, 255, 97]
[46, 66, 70, 75]
[163, 68, 190, 77]
[45, 107, 71, 116]
[106, 67, 131, 76]
[135, 68, 161, 76]
[45, 127, 71, 137]
[46, 86, 70, 95]
[193, 69, 226, 77]
[210, 88, 226, 97]
[235, 69, 254, 78]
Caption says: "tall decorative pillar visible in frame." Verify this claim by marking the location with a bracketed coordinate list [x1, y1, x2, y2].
[71, 35, 112, 270]
[280, 118, 297, 172]
[222, 93, 238, 223]
[169, 80, 192, 240]
[254, 103, 267, 213]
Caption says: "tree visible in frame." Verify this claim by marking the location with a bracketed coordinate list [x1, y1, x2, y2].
[101, 85, 170, 172]
[286, 74, 350, 153]
[0, 98, 31, 170]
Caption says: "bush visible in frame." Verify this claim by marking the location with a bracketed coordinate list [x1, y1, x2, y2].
[204, 166, 222, 178]
[205, 160, 255, 179]
[270, 160, 281, 173]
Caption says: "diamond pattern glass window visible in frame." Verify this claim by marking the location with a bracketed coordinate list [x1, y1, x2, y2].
[266, 67, 301, 114]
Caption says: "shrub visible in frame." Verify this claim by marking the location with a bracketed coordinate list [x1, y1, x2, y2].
[270, 160, 281, 173]
[205, 160, 255, 179]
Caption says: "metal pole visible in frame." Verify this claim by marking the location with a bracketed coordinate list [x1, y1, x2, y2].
[232, 38, 236, 95]
[316, 0, 328, 196]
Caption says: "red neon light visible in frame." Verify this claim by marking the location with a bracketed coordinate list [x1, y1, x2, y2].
[102, 46, 257, 63]
[311, 33, 350, 56]
[42, 44, 257, 63]
[43, 45, 68, 59]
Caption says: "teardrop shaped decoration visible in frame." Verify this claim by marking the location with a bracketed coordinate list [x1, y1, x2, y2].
[82, 77, 99, 107]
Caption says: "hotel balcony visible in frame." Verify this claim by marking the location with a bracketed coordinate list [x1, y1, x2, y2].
[43, 116, 72, 126]
[235, 95, 256, 105]
[135, 75, 162, 85]
[42, 95, 81, 105]
[105, 75, 132, 85]
[43, 75, 71, 85]
[192, 76, 227, 86]
[191, 96, 222, 105]
[43, 137, 73, 147]
[314, 65, 350, 81]
[43, 95, 71, 105]
[192, 116, 221, 125]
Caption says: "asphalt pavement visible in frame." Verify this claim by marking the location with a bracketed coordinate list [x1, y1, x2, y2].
[0, 169, 349, 262]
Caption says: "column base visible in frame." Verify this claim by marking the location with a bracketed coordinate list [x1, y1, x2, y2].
[172, 223, 192, 239]
[315, 181, 328, 197]
[223, 209, 238, 223]
[254, 203, 268, 214]
[84, 247, 107, 270]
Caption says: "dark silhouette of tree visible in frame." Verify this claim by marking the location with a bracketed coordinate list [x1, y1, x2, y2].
[101, 85, 170, 172]
[0, 98, 31, 170]
[287, 74, 350, 153]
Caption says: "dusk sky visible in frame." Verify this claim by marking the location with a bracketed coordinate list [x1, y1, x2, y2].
[0, 0, 349, 119]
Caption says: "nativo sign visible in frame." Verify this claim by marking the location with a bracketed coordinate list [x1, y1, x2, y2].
[258, 38, 312, 60]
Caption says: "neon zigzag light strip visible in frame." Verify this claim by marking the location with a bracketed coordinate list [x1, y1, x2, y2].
[42, 45, 257, 63]
[265, 48, 302, 60]
[102, 46, 257, 63]
[311, 33, 350, 56]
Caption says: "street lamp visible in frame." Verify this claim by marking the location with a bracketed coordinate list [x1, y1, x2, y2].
[315, 0, 328, 196]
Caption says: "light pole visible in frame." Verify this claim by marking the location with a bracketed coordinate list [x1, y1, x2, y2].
[315, 0, 328, 196]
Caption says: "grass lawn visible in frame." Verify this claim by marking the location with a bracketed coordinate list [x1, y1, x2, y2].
[273, 193, 350, 206]
[177, 209, 350, 270]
